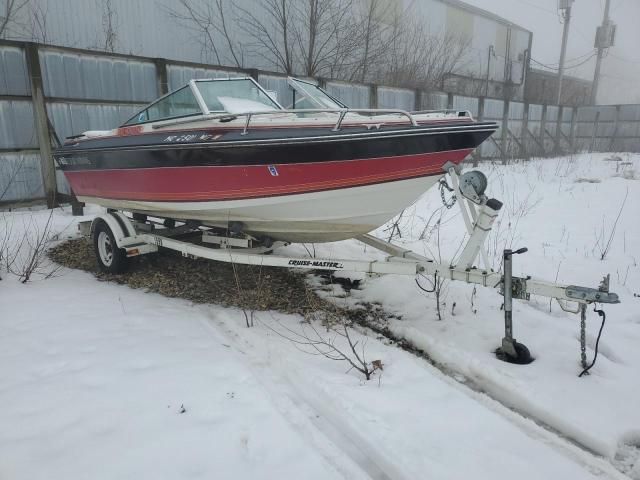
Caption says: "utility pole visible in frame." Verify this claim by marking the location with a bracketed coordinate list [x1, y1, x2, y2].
[591, 0, 616, 104]
[556, 0, 573, 105]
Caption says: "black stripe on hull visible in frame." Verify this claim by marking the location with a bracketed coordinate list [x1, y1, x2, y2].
[55, 125, 496, 171]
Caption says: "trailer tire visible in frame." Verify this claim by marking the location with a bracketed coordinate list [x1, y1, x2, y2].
[93, 219, 129, 274]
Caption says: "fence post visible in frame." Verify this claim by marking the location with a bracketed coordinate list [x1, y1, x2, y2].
[570, 106, 578, 151]
[609, 105, 621, 151]
[154, 58, 169, 95]
[501, 98, 509, 164]
[539, 104, 547, 156]
[414, 89, 422, 112]
[369, 84, 378, 109]
[590, 110, 601, 152]
[474, 96, 485, 166]
[447, 92, 454, 110]
[556, 105, 563, 154]
[25, 42, 57, 209]
[522, 102, 530, 159]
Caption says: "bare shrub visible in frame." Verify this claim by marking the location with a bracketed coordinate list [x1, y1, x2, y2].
[593, 188, 628, 261]
[417, 208, 450, 321]
[264, 287, 382, 381]
[5, 210, 62, 283]
[230, 261, 269, 328]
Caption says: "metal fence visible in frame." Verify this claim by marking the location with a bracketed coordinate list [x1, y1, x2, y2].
[2, 39, 640, 207]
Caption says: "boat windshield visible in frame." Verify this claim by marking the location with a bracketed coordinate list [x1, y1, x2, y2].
[286, 77, 345, 110]
[122, 77, 282, 126]
[195, 78, 281, 113]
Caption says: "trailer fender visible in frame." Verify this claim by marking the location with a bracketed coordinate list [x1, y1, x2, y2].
[91, 212, 136, 248]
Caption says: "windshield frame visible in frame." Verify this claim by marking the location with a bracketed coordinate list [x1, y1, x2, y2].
[121, 77, 284, 127]
[287, 77, 347, 110]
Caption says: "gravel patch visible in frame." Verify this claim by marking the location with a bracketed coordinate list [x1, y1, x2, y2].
[49, 237, 325, 314]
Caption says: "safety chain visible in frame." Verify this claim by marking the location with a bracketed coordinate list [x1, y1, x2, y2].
[580, 304, 588, 369]
[439, 178, 457, 209]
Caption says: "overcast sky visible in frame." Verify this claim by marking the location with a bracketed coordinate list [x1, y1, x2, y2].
[460, 0, 640, 104]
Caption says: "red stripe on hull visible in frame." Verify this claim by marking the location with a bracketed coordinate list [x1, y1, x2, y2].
[64, 149, 472, 202]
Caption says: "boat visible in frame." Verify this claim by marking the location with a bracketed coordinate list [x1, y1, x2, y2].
[54, 76, 498, 243]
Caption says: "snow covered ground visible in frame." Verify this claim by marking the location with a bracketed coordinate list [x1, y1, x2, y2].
[1, 153, 638, 479]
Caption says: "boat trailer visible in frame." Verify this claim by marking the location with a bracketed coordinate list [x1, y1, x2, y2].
[80, 163, 620, 369]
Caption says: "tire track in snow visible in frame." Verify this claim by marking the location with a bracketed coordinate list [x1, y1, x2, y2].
[201, 308, 626, 480]
[347, 319, 631, 480]
[198, 315, 407, 480]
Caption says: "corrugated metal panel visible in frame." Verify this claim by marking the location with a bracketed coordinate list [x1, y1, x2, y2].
[0, 100, 38, 149]
[508, 103, 524, 136]
[562, 107, 573, 122]
[167, 65, 246, 91]
[528, 121, 541, 136]
[377, 87, 415, 111]
[619, 105, 640, 121]
[617, 122, 640, 137]
[40, 48, 157, 102]
[546, 105, 559, 123]
[452, 96, 478, 116]
[509, 102, 524, 120]
[0, 153, 43, 202]
[596, 122, 616, 137]
[576, 106, 598, 121]
[575, 123, 594, 138]
[483, 99, 503, 119]
[421, 92, 448, 110]
[47, 102, 146, 140]
[0, 46, 30, 96]
[576, 106, 617, 122]
[528, 104, 543, 121]
[325, 82, 370, 108]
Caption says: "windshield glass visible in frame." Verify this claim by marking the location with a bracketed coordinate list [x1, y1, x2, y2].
[196, 79, 281, 113]
[287, 77, 345, 110]
[123, 86, 201, 125]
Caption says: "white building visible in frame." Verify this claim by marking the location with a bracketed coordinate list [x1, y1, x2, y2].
[3, 0, 532, 98]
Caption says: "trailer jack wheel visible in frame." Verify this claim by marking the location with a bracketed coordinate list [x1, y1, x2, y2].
[495, 339, 533, 364]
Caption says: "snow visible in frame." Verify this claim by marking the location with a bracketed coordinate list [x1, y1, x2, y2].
[1, 152, 639, 479]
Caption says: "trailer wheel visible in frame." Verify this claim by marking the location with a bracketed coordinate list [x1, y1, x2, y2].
[93, 219, 129, 273]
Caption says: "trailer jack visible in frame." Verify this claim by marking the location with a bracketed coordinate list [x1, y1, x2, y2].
[496, 247, 534, 364]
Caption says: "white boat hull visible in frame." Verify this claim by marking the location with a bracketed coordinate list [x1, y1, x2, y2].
[78, 175, 442, 242]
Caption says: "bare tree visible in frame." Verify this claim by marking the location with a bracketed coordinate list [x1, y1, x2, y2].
[28, 0, 48, 42]
[373, 7, 470, 91]
[0, 0, 29, 39]
[289, 0, 354, 77]
[162, 0, 467, 91]
[164, 0, 244, 67]
[101, 0, 118, 53]
[235, 0, 296, 73]
[347, 0, 399, 83]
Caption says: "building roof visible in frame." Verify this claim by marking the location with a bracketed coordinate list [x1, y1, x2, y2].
[438, 0, 532, 34]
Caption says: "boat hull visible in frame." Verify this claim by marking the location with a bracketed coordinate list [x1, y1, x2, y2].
[56, 121, 496, 242]
[77, 174, 443, 242]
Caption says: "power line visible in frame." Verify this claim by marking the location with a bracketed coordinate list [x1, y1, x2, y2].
[531, 52, 597, 71]
[609, 52, 640, 64]
[510, 0, 558, 15]
[538, 50, 596, 68]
